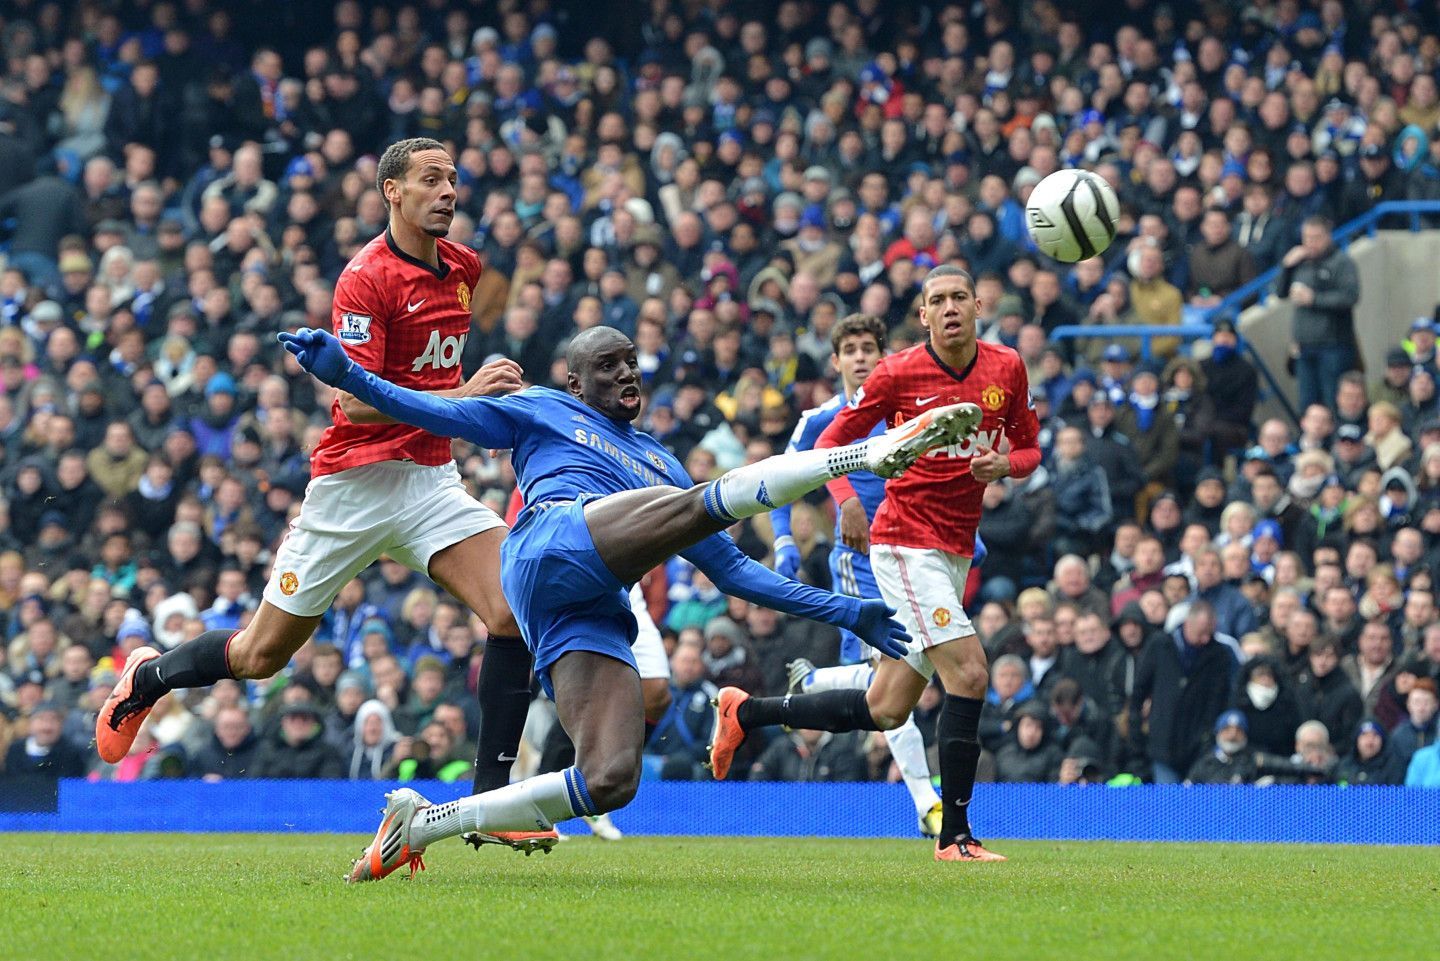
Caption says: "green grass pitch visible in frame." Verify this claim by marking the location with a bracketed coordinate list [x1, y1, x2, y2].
[7, 834, 1435, 961]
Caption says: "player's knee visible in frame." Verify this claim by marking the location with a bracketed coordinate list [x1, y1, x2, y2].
[865, 691, 909, 731]
[580, 750, 641, 812]
[227, 634, 288, 680]
[482, 604, 521, 638]
[954, 660, 989, 698]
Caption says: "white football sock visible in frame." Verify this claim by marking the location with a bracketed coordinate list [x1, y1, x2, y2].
[885, 717, 940, 814]
[801, 663, 875, 693]
[704, 443, 873, 521]
[410, 770, 578, 847]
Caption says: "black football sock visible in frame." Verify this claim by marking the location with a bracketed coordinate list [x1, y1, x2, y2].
[132, 630, 237, 703]
[472, 634, 534, 793]
[735, 689, 880, 732]
[938, 694, 984, 847]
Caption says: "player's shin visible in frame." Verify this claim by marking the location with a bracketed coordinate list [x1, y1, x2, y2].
[702, 446, 870, 522]
[132, 629, 237, 702]
[409, 767, 593, 848]
[737, 689, 881, 732]
[885, 717, 941, 814]
[472, 633, 533, 793]
[937, 694, 984, 845]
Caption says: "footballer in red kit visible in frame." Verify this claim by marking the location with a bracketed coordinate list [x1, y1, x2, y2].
[311, 229, 484, 476]
[97, 139, 544, 850]
[710, 265, 1035, 862]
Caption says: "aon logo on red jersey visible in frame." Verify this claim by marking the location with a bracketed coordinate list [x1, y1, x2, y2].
[929, 428, 1000, 459]
[413, 330, 467, 370]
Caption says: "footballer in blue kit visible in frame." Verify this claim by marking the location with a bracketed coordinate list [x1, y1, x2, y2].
[279, 323, 984, 881]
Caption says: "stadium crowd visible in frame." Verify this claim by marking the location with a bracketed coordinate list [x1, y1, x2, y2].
[3, 0, 1440, 802]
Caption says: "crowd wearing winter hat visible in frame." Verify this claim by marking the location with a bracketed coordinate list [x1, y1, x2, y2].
[7, 1, 1440, 790]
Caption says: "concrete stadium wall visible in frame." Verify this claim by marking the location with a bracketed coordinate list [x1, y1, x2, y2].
[1239, 231, 1440, 424]
[3, 779, 1437, 845]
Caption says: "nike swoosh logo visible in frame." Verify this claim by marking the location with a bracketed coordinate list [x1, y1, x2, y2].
[916, 395, 940, 406]
[497, 753, 517, 763]
[407, 299, 426, 312]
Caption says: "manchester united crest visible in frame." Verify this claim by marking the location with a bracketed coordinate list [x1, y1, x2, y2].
[457, 282, 471, 310]
[279, 571, 299, 596]
[980, 384, 1006, 411]
[933, 608, 952, 628]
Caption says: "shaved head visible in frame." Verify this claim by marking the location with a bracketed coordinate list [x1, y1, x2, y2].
[566, 326, 632, 374]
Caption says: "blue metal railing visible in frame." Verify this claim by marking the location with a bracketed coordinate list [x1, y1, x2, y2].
[1198, 199, 1440, 325]
[1049, 200, 1440, 428]
[1047, 323, 1217, 362]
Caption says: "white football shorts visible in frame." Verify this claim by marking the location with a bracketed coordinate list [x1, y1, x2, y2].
[869, 543, 975, 679]
[264, 460, 506, 617]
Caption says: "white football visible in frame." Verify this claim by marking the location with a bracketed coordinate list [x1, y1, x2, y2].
[1024, 168, 1121, 263]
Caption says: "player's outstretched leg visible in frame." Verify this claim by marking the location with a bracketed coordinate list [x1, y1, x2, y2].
[96, 604, 321, 763]
[582, 403, 982, 587]
[362, 653, 644, 880]
[710, 655, 924, 779]
[787, 662, 940, 835]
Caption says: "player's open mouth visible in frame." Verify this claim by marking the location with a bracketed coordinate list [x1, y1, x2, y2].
[432, 207, 453, 218]
[619, 388, 641, 408]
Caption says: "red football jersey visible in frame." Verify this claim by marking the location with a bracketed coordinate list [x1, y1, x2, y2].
[310, 230, 481, 477]
[818, 340, 1041, 555]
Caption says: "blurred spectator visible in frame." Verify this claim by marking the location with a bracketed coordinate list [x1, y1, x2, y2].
[1337, 720, 1405, 787]
[346, 699, 399, 781]
[646, 641, 716, 781]
[994, 702, 1063, 783]
[1293, 637, 1365, 756]
[750, 728, 868, 782]
[1233, 658, 1304, 757]
[1130, 602, 1240, 783]
[700, 616, 765, 694]
[1186, 710, 1257, 785]
[189, 705, 258, 780]
[979, 654, 1034, 752]
[2, 702, 86, 780]
[250, 703, 343, 779]
[1278, 216, 1360, 411]
[1049, 426, 1113, 559]
[1389, 677, 1439, 766]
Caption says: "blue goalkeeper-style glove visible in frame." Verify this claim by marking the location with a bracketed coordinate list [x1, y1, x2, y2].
[277, 328, 358, 387]
[851, 598, 912, 660]
[773, 542, 801, 580]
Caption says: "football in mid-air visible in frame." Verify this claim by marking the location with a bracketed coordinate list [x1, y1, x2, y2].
[1024, 168, 1121, 263]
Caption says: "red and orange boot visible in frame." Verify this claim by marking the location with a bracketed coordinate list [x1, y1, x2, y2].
[94, 646, 162, 763]
[705, 686, 751, 780]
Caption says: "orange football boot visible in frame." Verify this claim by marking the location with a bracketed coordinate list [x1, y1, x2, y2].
[934, 837, 1008, 862]
[706, 686, 751, 780]
[94, 646, 162, 763]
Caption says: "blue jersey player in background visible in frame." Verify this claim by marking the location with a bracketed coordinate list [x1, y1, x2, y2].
[769, 314, 986, 839]
[278, 324, 983, 882]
